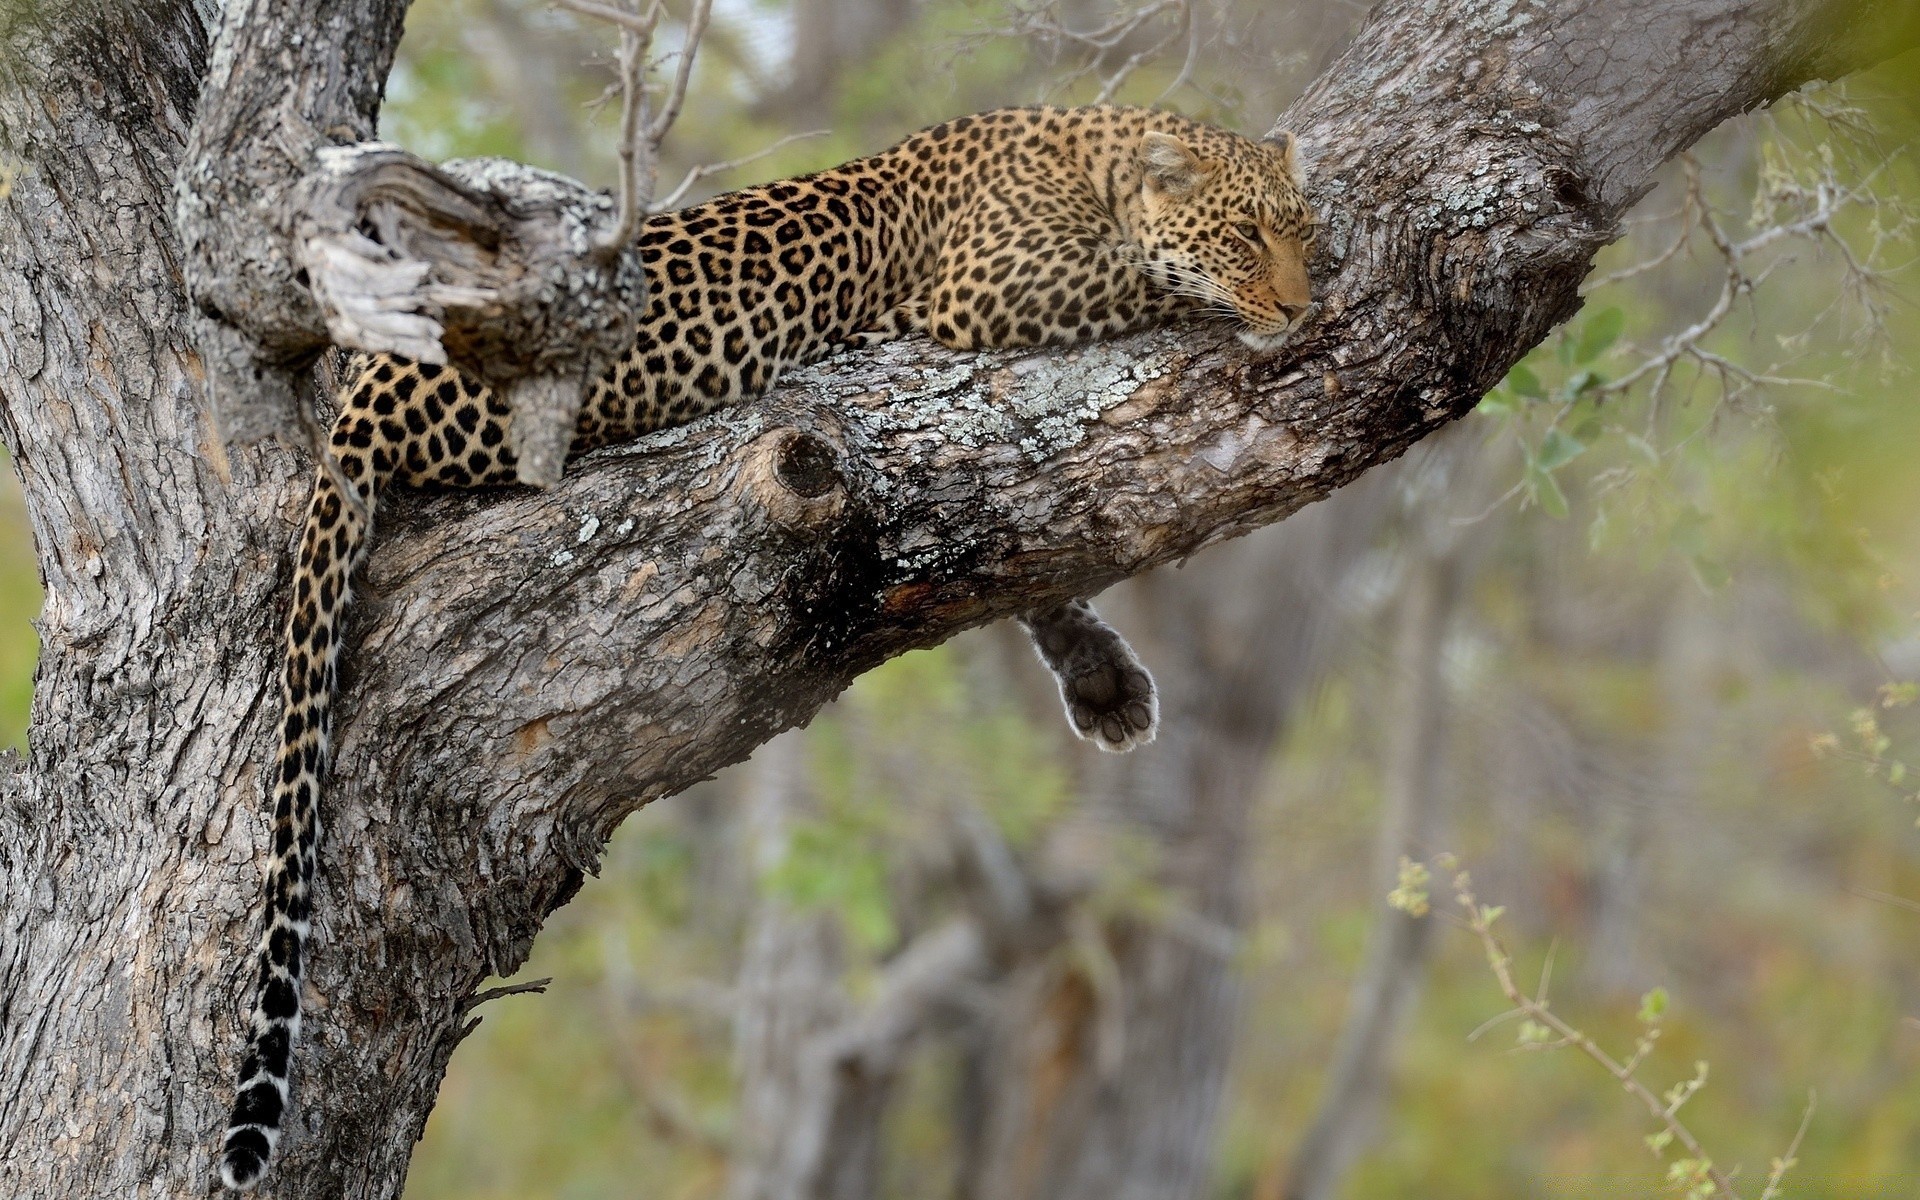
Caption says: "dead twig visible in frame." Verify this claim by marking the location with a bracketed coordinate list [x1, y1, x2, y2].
[555, 0, 717, 253]
[460, 976, 553, 1014]
[652, 129, 829, 212]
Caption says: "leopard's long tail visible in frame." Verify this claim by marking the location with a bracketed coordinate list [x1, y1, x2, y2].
[221, 383, 391, 1191]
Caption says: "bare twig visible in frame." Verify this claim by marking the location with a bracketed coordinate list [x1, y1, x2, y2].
[1585, 107, 1918, 422]
[652, 129, 828, 212]
[647, 0, 713, 145]
[460, 976, 552, 1013]
[959, 0, 1198, 104]
[295, 385, 371, 524]
[555, 0, 717, 253]
[1757, 1094, 1817, 1200]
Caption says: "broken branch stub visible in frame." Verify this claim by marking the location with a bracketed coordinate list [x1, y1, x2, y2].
[292, 146, 649, 486]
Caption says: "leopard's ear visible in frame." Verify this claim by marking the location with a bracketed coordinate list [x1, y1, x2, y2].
[1263, 130, 1303, 183]
[1140, 132, 1217, 197]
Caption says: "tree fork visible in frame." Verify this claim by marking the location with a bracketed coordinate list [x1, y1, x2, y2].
[0, 0, 1915, 1196]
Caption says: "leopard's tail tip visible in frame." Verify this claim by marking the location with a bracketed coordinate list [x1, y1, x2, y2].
[220, 1126, 274, 1191]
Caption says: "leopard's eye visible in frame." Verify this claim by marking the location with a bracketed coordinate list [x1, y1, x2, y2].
[1235, 221, 1262, 244]
[1301, 223, 1318, 245]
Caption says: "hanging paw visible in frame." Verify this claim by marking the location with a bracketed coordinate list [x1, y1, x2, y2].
[1055, 650, 1158, 752]
[1020, 600, 1159, 752]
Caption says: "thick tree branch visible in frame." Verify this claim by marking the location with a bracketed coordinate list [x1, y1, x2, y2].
[176, 0, 648, 482]
[3, 0, 1918, 1197]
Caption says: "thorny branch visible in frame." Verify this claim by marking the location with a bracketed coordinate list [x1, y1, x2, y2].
[1407, 864, 1819, 1200]
[1589, 92, 1918, 421]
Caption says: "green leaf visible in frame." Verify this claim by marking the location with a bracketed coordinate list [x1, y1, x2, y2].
[1562, 369, 1603, 399]
[1506, 363, 1547, 400]
[1536, 429, 1587, 472]
[1574, 306, 1625, 363]
[1477, 391, 1518, 417]
[1670, 506, 1709, 558]
[1638, 986, 1669, 1024]
[1528, 465, 1570, 519]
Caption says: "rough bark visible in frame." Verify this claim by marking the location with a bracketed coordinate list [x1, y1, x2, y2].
[175, 0, 648, 479]
[1, 0, 1914, 1198]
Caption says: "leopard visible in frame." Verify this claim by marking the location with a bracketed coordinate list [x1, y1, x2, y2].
[219, 102, 1315, 1190]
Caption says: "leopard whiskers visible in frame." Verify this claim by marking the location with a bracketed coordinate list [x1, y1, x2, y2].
[1135, 256, 1242, 316]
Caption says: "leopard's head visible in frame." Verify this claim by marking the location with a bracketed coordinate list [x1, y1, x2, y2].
[1131, 127, 1317, 352]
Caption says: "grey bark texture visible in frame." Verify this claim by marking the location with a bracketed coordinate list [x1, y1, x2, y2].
[1, 0, 1914, 1197]
[175, 0, 648, 480]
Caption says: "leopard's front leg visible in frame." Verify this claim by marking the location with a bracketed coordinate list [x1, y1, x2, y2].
[1021, 601, 1158, 751]
[852, 296, 929, 347]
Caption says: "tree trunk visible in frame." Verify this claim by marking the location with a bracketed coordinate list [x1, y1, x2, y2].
[1, 1, 1913, 1197]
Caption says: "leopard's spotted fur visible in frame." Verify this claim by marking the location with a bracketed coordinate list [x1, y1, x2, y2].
[220, 103, 1314, 1190]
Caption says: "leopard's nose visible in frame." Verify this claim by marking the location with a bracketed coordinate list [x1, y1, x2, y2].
[1277, 302, 1306, 323]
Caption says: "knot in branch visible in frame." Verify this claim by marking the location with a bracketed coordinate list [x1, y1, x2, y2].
[775, 431, 842, 499]
[742, 428, 849, 531]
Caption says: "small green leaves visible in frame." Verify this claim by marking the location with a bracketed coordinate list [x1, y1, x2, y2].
[1638, 986, 1670, 1024]
[1526, 460, 1571, 518]
[1878, 681, 1918, 709]
[1508, 362, 1547, 400]
[1667, 1157, 1717, 1200]
[1575, 306, 1625, 364]
[765, 822, 898, 951]
[1537, 428, 1588, 472]
[1564, 369, 1604, 398]
[1387, 856, 1433, 917]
